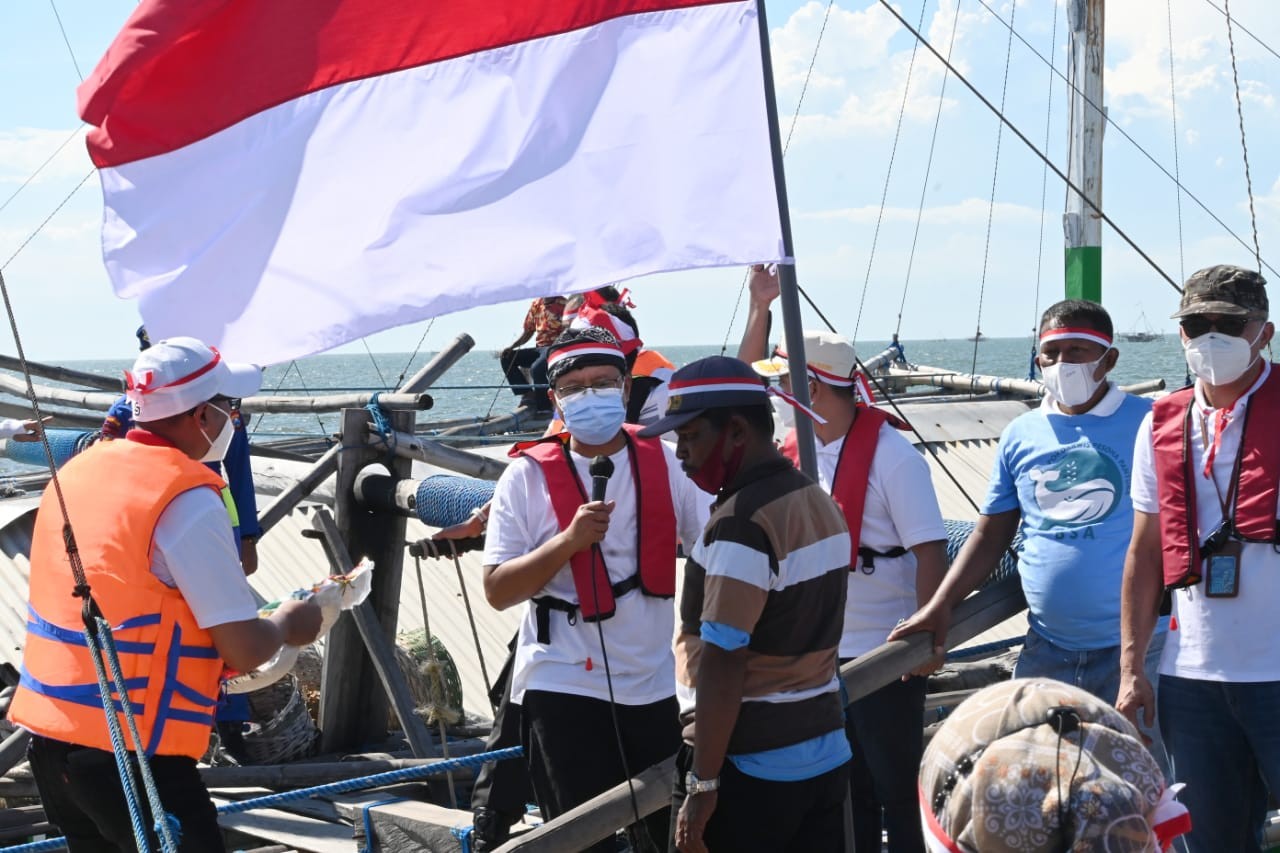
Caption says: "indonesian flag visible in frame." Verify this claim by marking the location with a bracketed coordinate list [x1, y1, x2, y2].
[78, 0, 787, 365]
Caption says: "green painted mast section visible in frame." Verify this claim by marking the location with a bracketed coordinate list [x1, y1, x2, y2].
[1064, 0, 1104, 302]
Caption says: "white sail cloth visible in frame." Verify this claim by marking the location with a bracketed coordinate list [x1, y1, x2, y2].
[78, 0, 787, 365]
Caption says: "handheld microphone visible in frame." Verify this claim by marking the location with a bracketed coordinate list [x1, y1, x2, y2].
[589, 455, 615, 503]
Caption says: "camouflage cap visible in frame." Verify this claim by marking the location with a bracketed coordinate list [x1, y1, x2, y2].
[1171, 264, 1268, 320]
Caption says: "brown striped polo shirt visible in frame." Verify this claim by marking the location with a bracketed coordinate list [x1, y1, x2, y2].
[677, 457, 851, 755]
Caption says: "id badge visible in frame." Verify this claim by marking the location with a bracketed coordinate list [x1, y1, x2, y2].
[1205, 539, 1242, 598]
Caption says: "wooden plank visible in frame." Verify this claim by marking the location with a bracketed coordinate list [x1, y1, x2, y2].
[214, 802, 355, 853]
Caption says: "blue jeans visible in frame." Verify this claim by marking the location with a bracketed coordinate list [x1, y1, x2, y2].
[1158, 676, 1280, 853]
[1014, 626, 1171, 782]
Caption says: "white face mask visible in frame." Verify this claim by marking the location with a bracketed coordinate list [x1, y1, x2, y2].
[1040, 350, 1109, 408]
[773, 397, 795, 429]
[199, 405, 235, 463]
[1183, 328, 1263, 386]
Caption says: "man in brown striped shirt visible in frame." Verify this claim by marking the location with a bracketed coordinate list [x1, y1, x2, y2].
[639, 356, 852, 853]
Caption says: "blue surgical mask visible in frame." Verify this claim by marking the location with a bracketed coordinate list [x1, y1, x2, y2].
[559, 387, 626, 445]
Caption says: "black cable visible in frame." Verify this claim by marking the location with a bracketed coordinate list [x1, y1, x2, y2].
[874, 0, 1183, 295]
[1201, 0, 1280, 64]
[587, 544, 655, 852]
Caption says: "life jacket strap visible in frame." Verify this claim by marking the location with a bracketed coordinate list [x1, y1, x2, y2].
[856, 545, 907, 574]
[531, 574, 642, 643]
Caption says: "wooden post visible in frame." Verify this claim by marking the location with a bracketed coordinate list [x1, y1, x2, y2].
[309, 508, 437, 758]
[396, 333, 475, 393]
[317, 408, 418, 753]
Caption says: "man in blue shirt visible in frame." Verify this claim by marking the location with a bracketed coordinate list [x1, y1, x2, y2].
[891, 300, 1169, 773]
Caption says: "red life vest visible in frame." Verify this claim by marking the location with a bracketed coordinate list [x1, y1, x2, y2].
[782, 406, 896, 567]
[1151, 367, 1280, 589]
[509, 424, 677, 629]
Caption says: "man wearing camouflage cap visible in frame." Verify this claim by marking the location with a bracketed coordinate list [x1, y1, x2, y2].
[1119, 264, 1280, 851]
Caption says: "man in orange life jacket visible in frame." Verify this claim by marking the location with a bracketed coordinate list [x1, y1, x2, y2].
[10, 337, 322, 852]
[1119, 265, 1280, 853]
[482, 325, 708, 852]
[741, 307, 948, 853]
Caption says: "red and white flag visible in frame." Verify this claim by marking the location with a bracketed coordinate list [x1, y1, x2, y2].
[78, 0, 786, 365]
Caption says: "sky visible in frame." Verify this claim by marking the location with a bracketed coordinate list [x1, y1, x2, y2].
[1, 0, 1277, 362]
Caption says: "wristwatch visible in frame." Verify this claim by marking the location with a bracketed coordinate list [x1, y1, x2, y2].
[685, 771, 720, 795]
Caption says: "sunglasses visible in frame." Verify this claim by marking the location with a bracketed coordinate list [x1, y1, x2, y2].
[1179, 315, 1251, 339]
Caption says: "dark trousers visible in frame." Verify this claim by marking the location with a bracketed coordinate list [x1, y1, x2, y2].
[470, 642, 534, 837]
[27, 734, 224, 853]
[499, 347, 550, 404]
[522, 690, 680, 853]
[670, 742, 849, 852]
[844, 675, 927, 853]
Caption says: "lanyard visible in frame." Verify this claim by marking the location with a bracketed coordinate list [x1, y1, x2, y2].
[1196, 406, 1241, 522]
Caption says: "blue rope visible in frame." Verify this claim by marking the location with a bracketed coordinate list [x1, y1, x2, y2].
[451, 824, 475, 853]
[360, 796, 407, 853]
[365, 392, 397, 460]
[86, 617, 181, 852]
[1026, 343, 1039, 381]
[0, 746, 526, 853]
[946, 635, 1024, 662]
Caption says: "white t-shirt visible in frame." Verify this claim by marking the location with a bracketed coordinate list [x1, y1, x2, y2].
[151, 487, 261, 629]
[484, 439, 709, 705]
[1132, 362, 1280, 682]
[815, 422, 948, 658]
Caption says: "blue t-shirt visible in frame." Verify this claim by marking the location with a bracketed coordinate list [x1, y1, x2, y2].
[981, 393, 1152, 650]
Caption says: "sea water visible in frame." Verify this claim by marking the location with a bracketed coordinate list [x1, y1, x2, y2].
[4, 334, 1192, 473]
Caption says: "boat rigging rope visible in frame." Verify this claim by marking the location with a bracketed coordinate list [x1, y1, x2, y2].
[969, 0, 1275, 280]
[0, 267, 180, 852]
[394, 318, 436, 388]
[1028, 0, 1060, 381]
[362, 339, 391, 390]
[1201, 0, 1280, 64]
[970, 0, 1018, 379]
[895, 2, 963, 341]
[250, 361, 332, 440]
[720, 0, 838, 355]
[0, 129, 84, 219]
[851, 0, 929, 345]
[875, 0, 1183, 295]
[47, 0, 84, 81]
[1166, 0, 1186, 284]
[411, 554, 459, 809]
[1222, 0, 1262, 272]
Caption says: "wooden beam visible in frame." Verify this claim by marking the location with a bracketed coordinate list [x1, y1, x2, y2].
[257, 444, 341, 535]
[241, 392, 432, 415]
[311, 506, 436, 758]
[382, 427, 508, 481]
[0, 354, 122, 391]
[396, 334, 474, 394]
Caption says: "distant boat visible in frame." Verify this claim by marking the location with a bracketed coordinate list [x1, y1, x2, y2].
[1122, 312, 1160, 343]
[968, 331, 985, 342]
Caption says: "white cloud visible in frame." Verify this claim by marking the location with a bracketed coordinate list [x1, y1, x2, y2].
[0, 127, 90, 186]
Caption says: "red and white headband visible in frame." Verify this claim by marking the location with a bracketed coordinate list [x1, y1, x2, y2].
[1038, 327, 1112, 349]
[546, 340, 625, 371]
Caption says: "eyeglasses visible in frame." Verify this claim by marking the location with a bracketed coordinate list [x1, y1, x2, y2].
[1180, 315, 1251, 339]
[553, 377, 623, 403]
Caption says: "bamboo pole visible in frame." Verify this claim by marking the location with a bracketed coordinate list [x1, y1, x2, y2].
[381, 427, 509, 481]
[0, 401, 102, 430]
[0, 372, 118, 410]
[396, 333, 475, 394]
[256, 445, 341, 535]
[0, 354, 122, 391]
[888, 365, 1165, 398]
[240, 392, 432, 414]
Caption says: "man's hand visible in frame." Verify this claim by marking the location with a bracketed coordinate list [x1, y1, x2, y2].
[12, 417, 51, 442]
[1115, 669, 1156, 744]
[273, 599, 323, 647]
[240, 537, 259, 576]
[432, 515, 486, 541]
[563, 500, 614, 553]
[886, 601, 950, 678]
[747, 264, 780, 308]
[675, 790, 717, 853]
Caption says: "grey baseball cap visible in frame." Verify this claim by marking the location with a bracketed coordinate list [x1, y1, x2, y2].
[1171, 265, 1268, 320]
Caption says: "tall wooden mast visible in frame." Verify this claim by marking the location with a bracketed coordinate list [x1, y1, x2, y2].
[1064, 0, 1104, 302]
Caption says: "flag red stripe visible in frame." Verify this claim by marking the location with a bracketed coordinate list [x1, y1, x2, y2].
[79, 0, 742, 168]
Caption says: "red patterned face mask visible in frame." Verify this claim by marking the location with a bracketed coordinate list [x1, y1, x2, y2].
[690, 428, 746, 495]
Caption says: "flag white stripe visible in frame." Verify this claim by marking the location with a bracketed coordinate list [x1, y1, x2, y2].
[103, 1, 784, 365]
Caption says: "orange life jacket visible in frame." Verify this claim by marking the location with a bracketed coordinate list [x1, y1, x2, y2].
[633, 349, 675, 379]
[782, 407, 901, 569]
[1151, 368, 1280, 589]
[10, 433, 228, 759]
[509, 425, 676, 641]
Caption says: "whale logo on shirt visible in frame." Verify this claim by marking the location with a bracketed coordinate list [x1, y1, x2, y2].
[1028, 447, 1125, 528]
